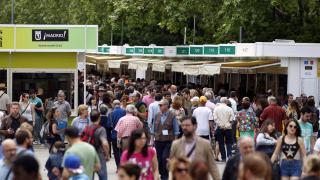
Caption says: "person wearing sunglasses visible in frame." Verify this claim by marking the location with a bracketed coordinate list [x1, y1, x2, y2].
[271, 119, 306, 180]
[169, 157, 191, 180]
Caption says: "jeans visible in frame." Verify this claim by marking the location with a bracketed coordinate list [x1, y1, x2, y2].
[216, 128, 233, 160]
[97, 152, 108, 180]
[155, 141, 172, 180]
[111, 140, 121, 168]
[280, 159, 302, 177]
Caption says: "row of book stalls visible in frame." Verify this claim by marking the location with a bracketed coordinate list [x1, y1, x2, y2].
[86, 55, 287, 97]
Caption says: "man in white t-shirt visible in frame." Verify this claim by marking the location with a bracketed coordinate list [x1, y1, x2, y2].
[192, 96, 214, 140]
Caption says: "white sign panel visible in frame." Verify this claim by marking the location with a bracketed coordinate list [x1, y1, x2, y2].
[300, 59, 317, 78]
[236, 43, 256, 57]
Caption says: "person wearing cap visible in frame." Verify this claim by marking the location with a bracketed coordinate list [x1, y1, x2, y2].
[63, 154, 89, 180]
[213, 97, 235, 162]
[109, 99, 126, 168]
[150, 99, 180, 180]
[0, 83, 11, 115]
[97, 85, 107, 108]
[192, 96, 214, 140]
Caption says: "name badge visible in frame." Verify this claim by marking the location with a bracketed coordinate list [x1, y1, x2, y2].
[162, 129, 169, 136]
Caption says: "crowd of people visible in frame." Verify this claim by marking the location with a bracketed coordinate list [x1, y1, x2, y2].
[1, 73, 320, 180]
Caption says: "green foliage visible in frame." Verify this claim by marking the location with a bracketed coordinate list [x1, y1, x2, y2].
[1, 0, 320, 45]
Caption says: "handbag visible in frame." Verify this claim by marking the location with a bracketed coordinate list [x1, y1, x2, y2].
[272, 161, 281, 180]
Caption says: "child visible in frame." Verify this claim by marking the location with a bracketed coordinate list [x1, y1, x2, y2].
[45, 141, 65, 180]
[63, 154, 89, 180]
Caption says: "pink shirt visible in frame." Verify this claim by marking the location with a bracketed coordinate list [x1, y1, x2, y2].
[142, 95, 155, 108]
[121, 147, 156, 180]
[115, 114, 143, 138]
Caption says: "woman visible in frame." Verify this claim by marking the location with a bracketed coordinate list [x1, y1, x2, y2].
[190, 96, 199, 113]
[118, 163, 142, 180]
[255, 98, 269, 126]
[190, 162, 209, 180]
[271, 120, 307, 180]
[236, 97, 258, 139]
[170, 96, 185, 123]
[19, 93, 35, 125]
[120, 95, 130, 110]
[71, 104, 90, 134]
[46, 107, 61, 152]
[87, 96, 98, 114]
[287, 100, 300, 121]
[120, 129, 159, 180]
[169, 157, 191, 180]
[256, 119, 277, 158]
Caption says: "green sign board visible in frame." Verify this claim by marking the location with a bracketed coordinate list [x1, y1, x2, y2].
[144, 48, 153, 54]
[134, 47, 143, 54]
[204, 46, 219, 55]
[176, 47, 189, 55]
[219, 45, 236, 55]
[154, 48, 164, 55]
[0, 25, 98, 52]
[98, 47, 110, 53]
[190, 46, 203, 55]
[125, 47, 134, 54]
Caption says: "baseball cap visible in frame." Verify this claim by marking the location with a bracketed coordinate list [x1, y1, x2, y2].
[199, 96, 207, 104]
[64, 154, 84, 174]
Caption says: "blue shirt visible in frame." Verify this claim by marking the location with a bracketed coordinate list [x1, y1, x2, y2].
[148, 101, 160, 128]
[110, 107, 126, 140]
[299, 120, 313, 152]
[151, 111, 180, 136]
[29, 97, 43, 116]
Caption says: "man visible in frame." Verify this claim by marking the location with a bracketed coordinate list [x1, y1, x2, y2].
[131, 92, 148, 132]
[12, 155, 40, 180]
[169, 85, 178, 101]
[54, 90, 71, 122]
[260, 96, 288, 132]
[62, 127, 100, 179]
[170, 117, 220, 180]
[97, 86, 106, 107]
[29, 89, 44, 144]
[150, 99, 180, 180]
[192, 96, 214, 140]
[0, 102, 27, 139]
[54, 90, 71, 138]
[0, 139, 17, 180]
[15, 130, 34, 157]
[298, 106, 313, 153]
[181, 88, 192, 117]
[229, 91, 238, 113]
[109, 100, 126, 168]
[147, 93, 162, 129]
[222, 137, 255, 180]
[204, 91, 215, 112]
[213, 97, 235, 161]
[84, 109, 110, 180]
[213, 89, 227, 104]
[142, 86, 156, 108]
[114, 104, 143, 151]
[0, 83, 10, 115]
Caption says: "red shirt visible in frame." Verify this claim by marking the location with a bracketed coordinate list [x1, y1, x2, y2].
[260, 104, 287, 132]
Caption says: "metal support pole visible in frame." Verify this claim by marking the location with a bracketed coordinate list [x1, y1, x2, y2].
[11, 0, 14, 24]
[193, 15, 196, 45]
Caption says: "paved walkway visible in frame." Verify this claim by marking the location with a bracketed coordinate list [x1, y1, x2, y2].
[35, 145, 226, 179]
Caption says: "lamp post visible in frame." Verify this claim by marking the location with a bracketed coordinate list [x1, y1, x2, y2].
[11, 0, 15, 24]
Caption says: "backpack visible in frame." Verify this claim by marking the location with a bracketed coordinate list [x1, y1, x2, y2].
[40, 121, 50, 139]
[80, 124, 100, 149]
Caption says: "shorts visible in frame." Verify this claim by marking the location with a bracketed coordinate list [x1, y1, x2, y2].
[280, 159, 302, 177]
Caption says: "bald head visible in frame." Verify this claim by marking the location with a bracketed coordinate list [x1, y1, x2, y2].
[170, 85, 177, 94]
[238, 136, 254, 156]
[2, 139, 17, 162]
